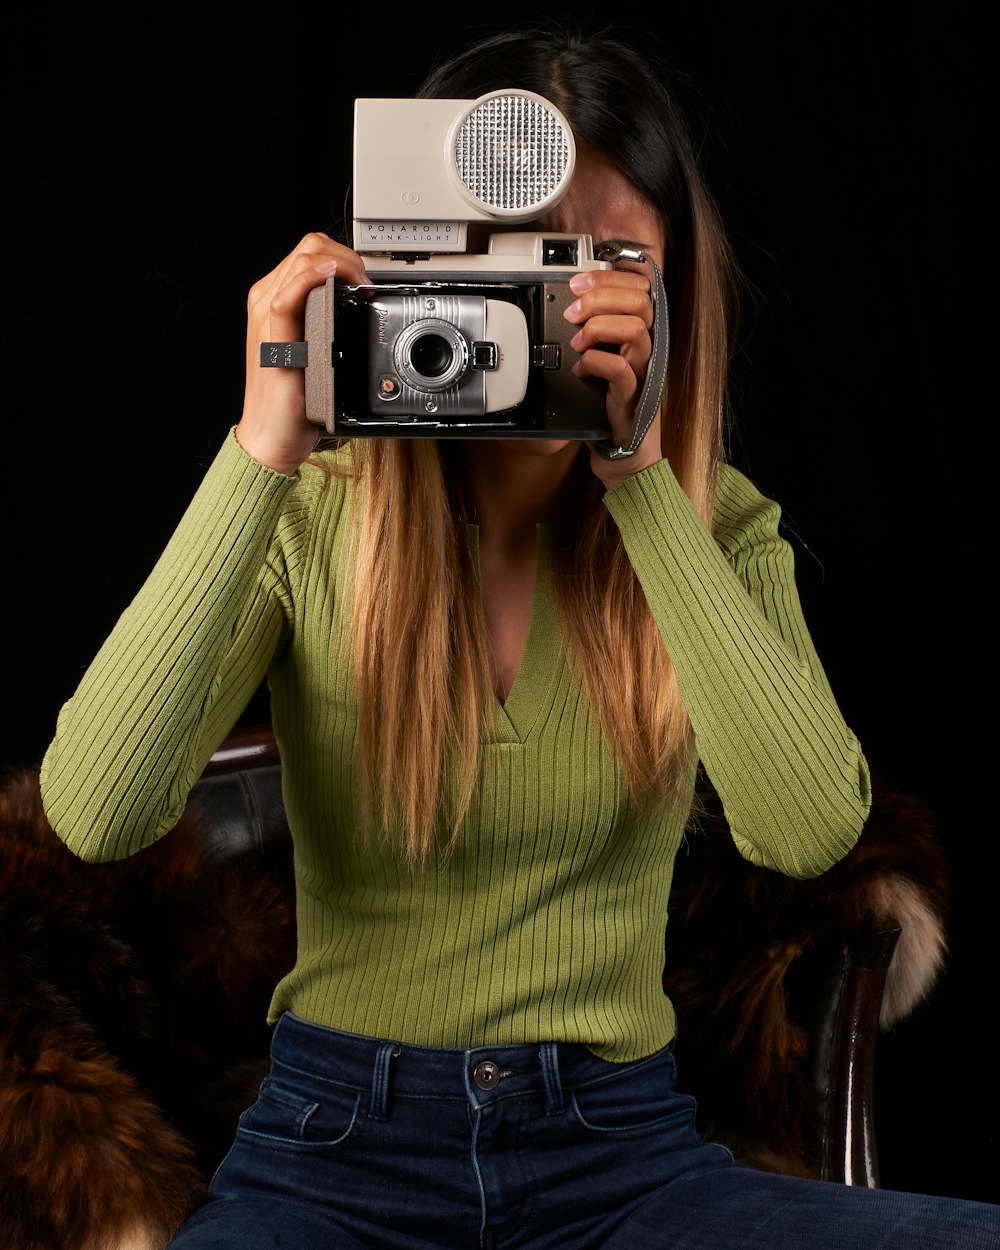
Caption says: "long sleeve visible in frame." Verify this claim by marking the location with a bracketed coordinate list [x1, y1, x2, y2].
[603, 459, 871, 878]
[40, 430, 301, 861]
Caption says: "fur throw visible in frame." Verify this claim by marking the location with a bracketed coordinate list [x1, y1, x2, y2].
[665, 770, 951, 1177]
[0, 764, 950, 1249]
[0, 768, 296, 1250]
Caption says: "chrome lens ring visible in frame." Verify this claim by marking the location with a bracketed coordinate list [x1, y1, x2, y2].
[393, 318, 470, 393]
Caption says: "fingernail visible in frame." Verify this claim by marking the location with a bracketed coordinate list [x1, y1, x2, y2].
[314, 261, 337, 276]
[569, 273, 595, 294]
[563, 300, 582, 321]
[570, 330, 584, 350]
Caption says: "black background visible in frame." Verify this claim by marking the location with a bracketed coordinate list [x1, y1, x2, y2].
[4, 1, 996, 1205]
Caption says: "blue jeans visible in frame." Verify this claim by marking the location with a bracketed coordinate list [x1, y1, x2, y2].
[168, 1011, 999, 1249]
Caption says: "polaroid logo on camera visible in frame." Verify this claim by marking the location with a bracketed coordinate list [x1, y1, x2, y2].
[294, 88, 620, 443]
[375, 305, 391, 347]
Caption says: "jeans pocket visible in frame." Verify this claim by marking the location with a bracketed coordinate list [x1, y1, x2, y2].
[238, 1075, 363, 1148]
[569, 1050, 694, 1135]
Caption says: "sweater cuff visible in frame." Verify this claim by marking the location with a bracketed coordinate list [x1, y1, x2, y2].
[602, 458, 708, 554]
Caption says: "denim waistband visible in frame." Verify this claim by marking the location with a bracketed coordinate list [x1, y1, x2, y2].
[271, 1011, 671, 1119]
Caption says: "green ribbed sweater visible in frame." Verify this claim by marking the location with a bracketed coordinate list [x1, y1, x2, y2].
[40, 430, 870, 1062]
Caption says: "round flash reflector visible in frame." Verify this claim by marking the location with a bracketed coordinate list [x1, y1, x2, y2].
[449, 89, 576, 220]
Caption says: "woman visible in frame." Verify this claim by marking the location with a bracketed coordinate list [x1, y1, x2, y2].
[39, 20, 998, 1249]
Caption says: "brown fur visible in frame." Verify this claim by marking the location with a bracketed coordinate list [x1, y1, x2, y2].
[664, 770, 951, 1175]
[0, 763, 949, 1245]
[0, 767, 295, 1250]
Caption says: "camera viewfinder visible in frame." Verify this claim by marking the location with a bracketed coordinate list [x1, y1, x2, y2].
[542, 239, 579, 266]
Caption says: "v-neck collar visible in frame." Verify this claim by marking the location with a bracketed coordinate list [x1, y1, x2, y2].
[468, 524, 563, 744]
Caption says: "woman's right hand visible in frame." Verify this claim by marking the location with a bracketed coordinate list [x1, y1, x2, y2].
[235, 232, 371, 476]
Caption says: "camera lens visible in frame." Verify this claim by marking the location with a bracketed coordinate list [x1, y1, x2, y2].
[410, 333, 454, 379]
[394, 317, 470, 393]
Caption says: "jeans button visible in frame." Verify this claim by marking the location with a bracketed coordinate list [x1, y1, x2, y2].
[472, 1060, 501, 1090]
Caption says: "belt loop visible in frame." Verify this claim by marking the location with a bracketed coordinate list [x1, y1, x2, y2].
[370, 1041, 399, 1122]
[539, 1043, 565, 1115]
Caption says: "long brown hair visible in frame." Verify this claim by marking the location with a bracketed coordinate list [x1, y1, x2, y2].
[339, 23, 741, 862]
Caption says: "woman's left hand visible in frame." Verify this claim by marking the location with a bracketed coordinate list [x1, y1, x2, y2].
[563, 267, 663, 490]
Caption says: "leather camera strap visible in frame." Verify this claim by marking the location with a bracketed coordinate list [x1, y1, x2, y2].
[591, 241, 670, 460]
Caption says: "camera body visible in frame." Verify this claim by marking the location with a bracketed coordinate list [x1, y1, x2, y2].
[301, 90, 616, 441]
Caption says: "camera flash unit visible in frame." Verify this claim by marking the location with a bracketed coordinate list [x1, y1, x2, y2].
[352, 89, 577, 254]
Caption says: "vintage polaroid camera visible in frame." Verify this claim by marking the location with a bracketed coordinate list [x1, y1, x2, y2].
[295, 89, 623, 442]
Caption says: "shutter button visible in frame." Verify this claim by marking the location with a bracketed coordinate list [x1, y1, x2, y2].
[472, 1060, 501, 1090]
